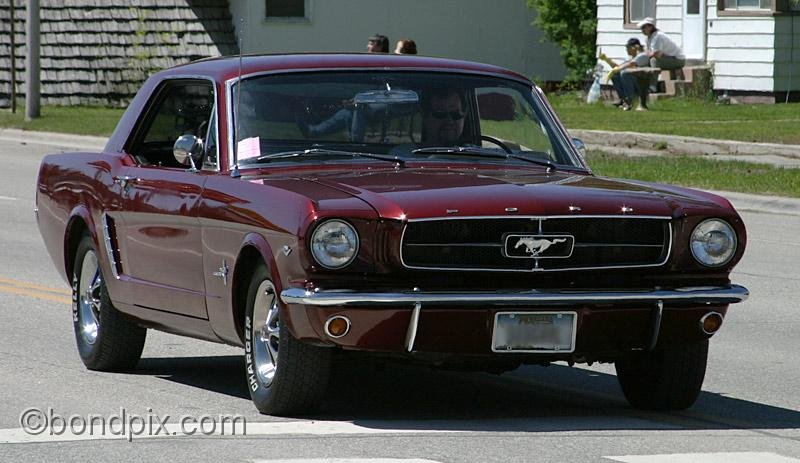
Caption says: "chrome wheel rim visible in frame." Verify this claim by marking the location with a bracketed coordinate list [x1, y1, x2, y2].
[77, 250, 102, 345]
[252, 280, 280, 386]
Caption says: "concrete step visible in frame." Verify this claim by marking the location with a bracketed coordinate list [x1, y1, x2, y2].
[664, 79, 692, 96]
[683, 65, 712, 84]
[659, 68, 685, 81]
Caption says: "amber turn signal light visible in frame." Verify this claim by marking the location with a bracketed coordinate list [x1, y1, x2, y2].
[700, 312, 724, 335]
[324, 315, 351, 338]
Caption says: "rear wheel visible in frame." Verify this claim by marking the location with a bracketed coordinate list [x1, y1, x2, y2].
[244, 264, 331, 415]
[615, 340, 709, 411]
[72, 234, 146, 371]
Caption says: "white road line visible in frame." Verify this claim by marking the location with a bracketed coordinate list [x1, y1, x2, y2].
[604, 452, 800, 463]
[253, 460, 442, 463]
[0, 195, 17, 201]
[0, 420, 462, 445]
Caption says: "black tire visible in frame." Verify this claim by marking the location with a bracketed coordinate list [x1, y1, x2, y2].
[72, 234, 146, 371]
[244, 264, 331, 416]
[615, 340, 709, 411]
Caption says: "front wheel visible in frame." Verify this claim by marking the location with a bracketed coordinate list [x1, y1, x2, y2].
[615, 340, 709, 411]
[72, 234, 146, 371]
[244, 265, 331, 415]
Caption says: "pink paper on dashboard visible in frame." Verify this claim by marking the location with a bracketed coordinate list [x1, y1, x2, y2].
[237, 137, 261, 160]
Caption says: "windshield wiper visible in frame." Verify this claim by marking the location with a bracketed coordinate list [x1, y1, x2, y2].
[241, 148, 405, 167]
[411, 146, 557, 172]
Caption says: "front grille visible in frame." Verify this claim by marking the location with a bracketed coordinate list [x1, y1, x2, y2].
[401, 216, 671, 271]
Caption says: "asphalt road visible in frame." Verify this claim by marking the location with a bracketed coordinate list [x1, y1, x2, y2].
[0, 138, 798, 462]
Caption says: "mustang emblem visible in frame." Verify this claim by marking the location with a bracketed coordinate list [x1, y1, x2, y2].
[514, 237, 567, 256]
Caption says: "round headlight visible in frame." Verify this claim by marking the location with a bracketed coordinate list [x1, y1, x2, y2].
[310, 219, 359, 269]
[690, 219, 737, 267]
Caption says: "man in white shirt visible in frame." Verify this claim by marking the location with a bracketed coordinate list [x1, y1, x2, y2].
[638, 17, 686, 71]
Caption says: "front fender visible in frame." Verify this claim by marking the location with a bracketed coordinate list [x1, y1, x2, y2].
[211, 231, 323, 346]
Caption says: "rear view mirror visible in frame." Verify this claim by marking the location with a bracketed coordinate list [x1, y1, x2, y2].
[354, 89, 419, 105]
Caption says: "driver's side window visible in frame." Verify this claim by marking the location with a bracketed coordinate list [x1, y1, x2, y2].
[129, 80, 214, 168]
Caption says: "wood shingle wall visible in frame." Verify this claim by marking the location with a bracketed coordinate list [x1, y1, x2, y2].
[0, 0, 237, 107]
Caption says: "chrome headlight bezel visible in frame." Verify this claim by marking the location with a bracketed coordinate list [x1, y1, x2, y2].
[690, 219, 737, 267]
[310, 219, 360, 269]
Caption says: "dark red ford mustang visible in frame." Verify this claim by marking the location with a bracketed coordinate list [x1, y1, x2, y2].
[36, 54, 748, 415]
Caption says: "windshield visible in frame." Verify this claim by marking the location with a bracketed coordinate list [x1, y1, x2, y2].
[231, 72, 583, 169]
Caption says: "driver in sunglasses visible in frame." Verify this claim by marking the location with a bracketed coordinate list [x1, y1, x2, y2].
[422, 89, 466, 146]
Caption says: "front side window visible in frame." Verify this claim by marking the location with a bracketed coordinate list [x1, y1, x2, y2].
[231, 72, 584, 169]
[129, 81, 214, 168]
[626, 0, 656, 23]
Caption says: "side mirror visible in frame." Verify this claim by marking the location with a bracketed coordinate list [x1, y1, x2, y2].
[173, 134, 204, 170]
[572, 137, 587, 159]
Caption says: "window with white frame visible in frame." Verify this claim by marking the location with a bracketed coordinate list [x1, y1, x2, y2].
[724, 0, 771, 8]
[625, 0, 656, 24]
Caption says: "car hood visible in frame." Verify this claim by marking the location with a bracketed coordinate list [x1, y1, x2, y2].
[286, 166, 733, 220]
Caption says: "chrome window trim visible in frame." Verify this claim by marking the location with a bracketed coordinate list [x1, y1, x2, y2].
[224, 66, 562, 171]
[201, 103, 220, 172]
[399, 215, 673, 272]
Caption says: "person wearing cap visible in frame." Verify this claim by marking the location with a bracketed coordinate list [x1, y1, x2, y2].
[600, 38, 650, 110]
[638, 17, 685, 71]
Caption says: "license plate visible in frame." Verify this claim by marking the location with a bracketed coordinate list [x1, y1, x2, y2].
[491, 311, 577, 353]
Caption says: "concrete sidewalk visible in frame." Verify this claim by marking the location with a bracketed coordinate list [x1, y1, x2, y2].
[0, 128, 107, 152]
[571, 129, 800, 168]
[4, 127, 800, 215]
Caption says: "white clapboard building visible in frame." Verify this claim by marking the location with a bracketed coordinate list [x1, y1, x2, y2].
[597, 0, 800, 102]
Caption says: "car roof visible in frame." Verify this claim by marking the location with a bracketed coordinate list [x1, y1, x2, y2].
[157, 53, 530, 84]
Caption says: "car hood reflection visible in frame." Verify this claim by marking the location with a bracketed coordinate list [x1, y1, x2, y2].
[259, 167, 732, 220]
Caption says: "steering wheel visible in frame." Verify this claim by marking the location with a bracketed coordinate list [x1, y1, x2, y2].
[480, 135, 513, 154]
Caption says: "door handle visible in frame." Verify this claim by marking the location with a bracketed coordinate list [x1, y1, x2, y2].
[113, 175, 139, 189]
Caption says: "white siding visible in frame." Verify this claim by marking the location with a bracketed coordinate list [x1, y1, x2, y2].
[656, 0, 684, 42]
[227, 0, 567, 81]
[713, 75, 774, 91]
[596, 0, 639, 64]
[706, 0, 776, 92]
[598, 0, 799, 93]
[715, 61, 774, 76]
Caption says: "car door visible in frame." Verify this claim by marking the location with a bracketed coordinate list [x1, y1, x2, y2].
[114, 79, 215, 319]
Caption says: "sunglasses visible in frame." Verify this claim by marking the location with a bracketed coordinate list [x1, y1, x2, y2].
[431, 110, 465, 121]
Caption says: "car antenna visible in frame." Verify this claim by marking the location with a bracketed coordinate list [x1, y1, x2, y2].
[230, 17, 245, 179]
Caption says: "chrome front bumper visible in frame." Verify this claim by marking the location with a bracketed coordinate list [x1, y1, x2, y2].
[280, 284, 749, 307]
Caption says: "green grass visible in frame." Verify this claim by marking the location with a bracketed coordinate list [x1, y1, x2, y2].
[550, 94, 800, 145]
[0, 106, 124, 137]
[587, 151, 800, 198]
